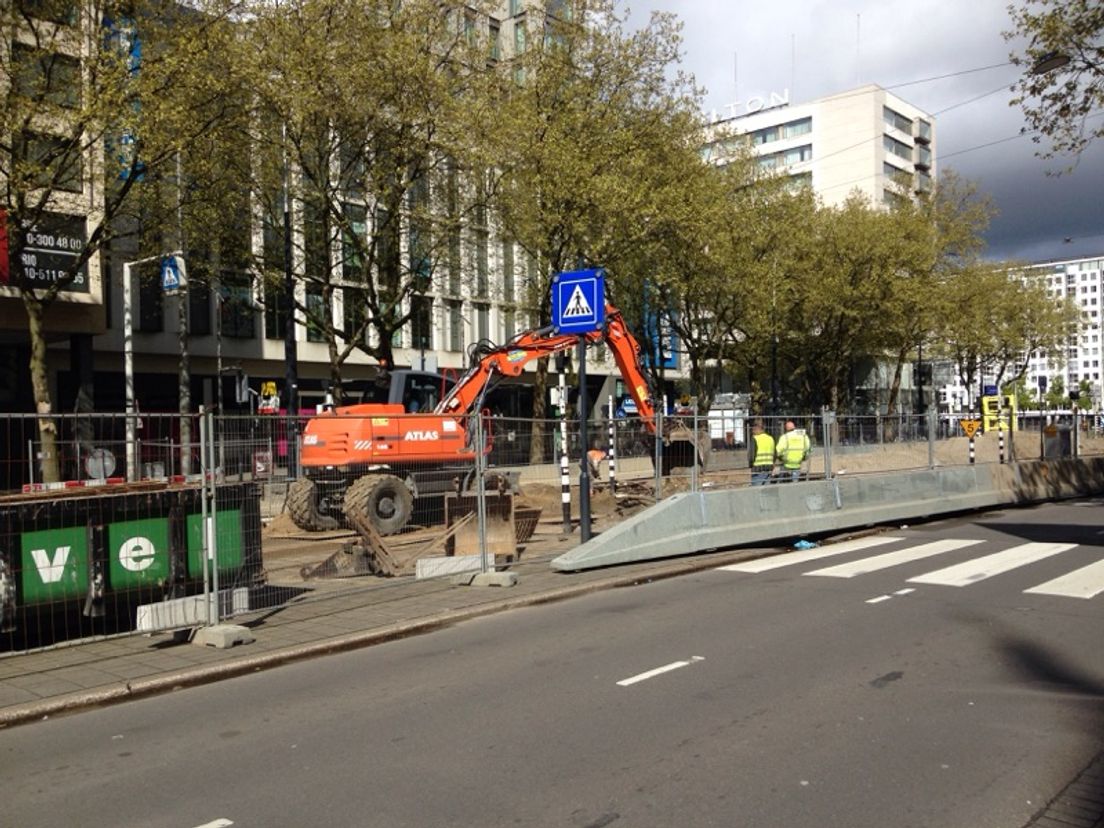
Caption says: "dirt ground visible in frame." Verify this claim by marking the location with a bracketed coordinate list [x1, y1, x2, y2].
[259, 431, 1104, 583]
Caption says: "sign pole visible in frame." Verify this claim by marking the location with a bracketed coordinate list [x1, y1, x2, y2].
[123, 260, 136, 482]
[558, 354, 571, 534]
[549, 268, 605, 546]
[578, 340, 591, 543]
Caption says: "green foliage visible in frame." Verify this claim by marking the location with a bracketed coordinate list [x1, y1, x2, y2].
[1, 0, 245, 479]
[1043, 374, 1069, 408]
[1005, 376, 1038, 410]
[1006, 0, 1104, 163]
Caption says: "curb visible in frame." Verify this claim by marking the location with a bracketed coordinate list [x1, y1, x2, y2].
[0, 546, 764, 729]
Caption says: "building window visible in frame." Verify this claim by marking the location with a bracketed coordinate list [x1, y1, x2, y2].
[189, 281, 212, 336]
[474, 204, 487, 298]
[220, 283, 257, 339]
[883, 106, 914, 133]
[474, 303, 490, 343]
[883, 189, 909, 208]
[23, 0, 79, 25]
[488, 22, 500, 61]
[546, 0, 571, 19]
[305, 288, 326, 342]
[883, 134, 912, 161]
[782, 117, 812, 139]
[502, 239, 515, 302]
[784, 144, 812, 164]
[758, 144, 811, 171]
[16, 131, 82, 193]
[342, 202, 367, 282]
[447, 300, 464, 352]
[410, 295, 432, 351]
[11, 44, 81, 109]
[884, 161, 908, 182]
[445, 166, 462, 296]
[138, 269, 163, 333]
[514, 17, 526, 53]
[265, 282, 288, 341]
[785, 171, 812, 191]
[751, 125, 780, 146]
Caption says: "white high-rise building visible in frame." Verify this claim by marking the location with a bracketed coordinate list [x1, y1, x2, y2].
[703, 84, 936, 208]
[1020, 255, 1104, 405]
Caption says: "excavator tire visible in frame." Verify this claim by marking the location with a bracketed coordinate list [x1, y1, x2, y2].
[287, 477, 341, 532]
[345, 473, 414, 536]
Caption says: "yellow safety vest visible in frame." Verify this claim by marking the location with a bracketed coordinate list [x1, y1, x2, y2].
[776, 431, 810, 469]
[752, 432, 775, 467]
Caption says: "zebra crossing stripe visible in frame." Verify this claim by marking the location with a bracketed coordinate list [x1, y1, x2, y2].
[717, 536, 901, 574]
[907, 542, 1077, 587]
[1024, 558, 1104, 599]
[805, 539, 985, 579]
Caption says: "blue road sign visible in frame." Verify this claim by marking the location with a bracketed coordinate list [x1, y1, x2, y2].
[551, 268, 605, 334]
[160, 255, 183, 292]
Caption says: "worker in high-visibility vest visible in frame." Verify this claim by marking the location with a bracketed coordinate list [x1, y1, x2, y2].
[748, 420, 775, 486]
[775, 420, 810, 482]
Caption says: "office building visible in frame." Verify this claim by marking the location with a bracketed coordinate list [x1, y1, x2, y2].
[703, 84, 936, 208]
[1021, 254, 1104, 406]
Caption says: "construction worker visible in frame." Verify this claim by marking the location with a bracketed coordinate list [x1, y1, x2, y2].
[748, 420, 775, 486]
[775, 420, 810, 482]
[587, 445, 606, 495]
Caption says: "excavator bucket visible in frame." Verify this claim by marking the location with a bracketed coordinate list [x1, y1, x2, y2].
[444, 491, 518, 566]
[657, 423, 712, 476]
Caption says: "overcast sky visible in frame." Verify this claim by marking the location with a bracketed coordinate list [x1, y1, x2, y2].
[618, 0, 1104, 265]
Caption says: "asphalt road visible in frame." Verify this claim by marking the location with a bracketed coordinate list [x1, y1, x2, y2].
[2, 500, 1103, 828]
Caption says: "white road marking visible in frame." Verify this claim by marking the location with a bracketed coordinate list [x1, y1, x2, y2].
[893, 588, 915, 596]
[865, 595, 892, 604]
[718, 536, 901, 574]
[805, 539, 984, 578]
[908, 542, 1077, 587]
[193, 821, 233, 828]
[617, 656, 704, 687]
[1025, 558, 1104, 599]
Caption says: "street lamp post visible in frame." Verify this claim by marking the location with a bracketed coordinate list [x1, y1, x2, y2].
[123, 252, 179, 482]
[282, 123, 299, 480]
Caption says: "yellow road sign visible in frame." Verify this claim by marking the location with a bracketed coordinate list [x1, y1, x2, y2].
[960, 419, 982, 439]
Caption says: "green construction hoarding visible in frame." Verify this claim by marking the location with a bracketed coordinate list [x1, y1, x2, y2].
[6, 484, 260, 610]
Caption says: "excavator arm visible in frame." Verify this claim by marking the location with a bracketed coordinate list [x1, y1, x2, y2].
[436, 303, 658, 431]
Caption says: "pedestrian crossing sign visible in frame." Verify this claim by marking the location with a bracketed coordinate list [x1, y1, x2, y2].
[160, 255, 185, 293]
[960, 419, 981, 439]
[551, 268, 605, 334]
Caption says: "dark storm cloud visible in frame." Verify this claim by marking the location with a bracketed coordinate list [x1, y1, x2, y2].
[620, 0, 1104, 264]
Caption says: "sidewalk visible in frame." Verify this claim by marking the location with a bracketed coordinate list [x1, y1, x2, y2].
[0, 540, 764, 729]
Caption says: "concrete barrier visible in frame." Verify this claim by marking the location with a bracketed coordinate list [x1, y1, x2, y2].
[550, 457, 1104, 572]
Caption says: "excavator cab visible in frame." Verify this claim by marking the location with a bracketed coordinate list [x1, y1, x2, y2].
[351, 369, 455, 412]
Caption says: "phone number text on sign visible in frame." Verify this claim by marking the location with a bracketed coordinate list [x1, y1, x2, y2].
[18, 215, 89, 292]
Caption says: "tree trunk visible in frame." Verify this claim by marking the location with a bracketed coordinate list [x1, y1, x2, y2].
[23, 294, 60, 483]
[529, 357, 549, 464]
[328, 336, 343, 404]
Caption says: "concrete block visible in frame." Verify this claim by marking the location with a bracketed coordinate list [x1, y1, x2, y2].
[550, 458, 1104, 572]
[471, 571, 518, 587]
[192, 624, 254, 649]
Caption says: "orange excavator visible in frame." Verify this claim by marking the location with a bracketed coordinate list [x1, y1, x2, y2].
[286, 303, 699, 534]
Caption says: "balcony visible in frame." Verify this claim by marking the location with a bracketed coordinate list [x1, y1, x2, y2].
[915, 145, 932, 171]
[914, 119, 932, 145]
